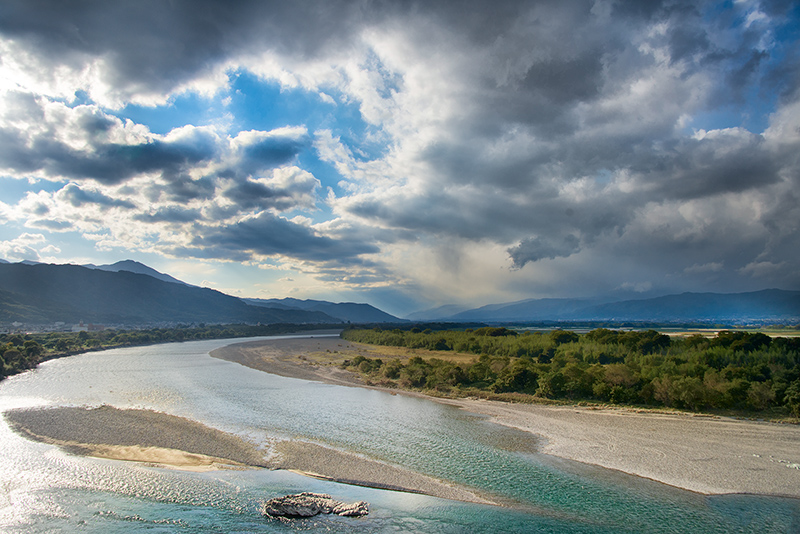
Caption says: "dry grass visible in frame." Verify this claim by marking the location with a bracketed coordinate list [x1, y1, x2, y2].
[301, 343, 480, 366]
[663, 327, 800, 338]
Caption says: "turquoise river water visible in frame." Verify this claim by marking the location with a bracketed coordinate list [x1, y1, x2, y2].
[0, 335, 798, 533]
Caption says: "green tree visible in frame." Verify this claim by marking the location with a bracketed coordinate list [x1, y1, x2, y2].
[671, 376, 707, 411]
[493, 360, 537, 393]
[536, 370, 566, 398]
[747, 381, 776, 410]
[550, 330, 579, 345]
[23, 340, 43, 358]
[784, 382, 800, 417]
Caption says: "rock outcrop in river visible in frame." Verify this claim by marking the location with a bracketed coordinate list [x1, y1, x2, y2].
[261, 492, 369, 518]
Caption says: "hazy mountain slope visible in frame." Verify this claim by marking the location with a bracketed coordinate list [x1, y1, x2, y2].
[423, 290, 800, 323]
[88, 260, 190, 286]
[0, 263, 339, 325]
[0, 288, 66, 323]
[575, 289, 800, 322]
[448, 297, 613, 322]
[245, 297, 402, 323]
[405, 304, 470, 321]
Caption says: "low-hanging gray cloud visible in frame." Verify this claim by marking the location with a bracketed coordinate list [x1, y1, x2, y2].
[0, 96, 220, 185]
[59, 183, 136, 209]
[185, 212, 380, 263]
[508, 235, 581, 269]
[133, 207, 203, 224]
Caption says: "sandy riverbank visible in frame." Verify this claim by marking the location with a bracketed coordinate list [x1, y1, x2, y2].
[4, 404, 491, 504]
[4, 405, 269, 471]
[447, 399, 800, 498]
[213, 336, 800, 499]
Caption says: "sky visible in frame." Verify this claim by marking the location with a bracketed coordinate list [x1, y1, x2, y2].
[0, 0, 799, 317]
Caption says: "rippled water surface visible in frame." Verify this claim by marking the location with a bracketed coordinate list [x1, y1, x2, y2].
[1, 336, 798, 533]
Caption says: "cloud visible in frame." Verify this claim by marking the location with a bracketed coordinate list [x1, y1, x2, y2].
[59, 183, 136, 209]
[1, 0, 799, 308]
[508, 235, 581, 269]
[617, 281, 653, 293]
[182, 211, 380, 263]
[0, 95, 219, 185]
[0, 0, 380, 107]
[0, 233, 47, 261]
[739, 260, 788, 278]
[221, 167, 320, 212]
[133, 207, 203, 224]
[233, 128, 310, 174]
[684, 262, 724, 274]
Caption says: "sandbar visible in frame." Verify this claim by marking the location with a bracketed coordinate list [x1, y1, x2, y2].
[213, 336, 800, 498]
[5, 405, 269, 471]
[4, 404, 490, 504]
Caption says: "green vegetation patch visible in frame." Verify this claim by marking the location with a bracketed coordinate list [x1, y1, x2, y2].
[341, 327, 800, 418]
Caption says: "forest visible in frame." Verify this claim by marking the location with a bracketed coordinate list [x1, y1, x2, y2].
[340, 327, 800, 417]
[0, 323, 326, 380]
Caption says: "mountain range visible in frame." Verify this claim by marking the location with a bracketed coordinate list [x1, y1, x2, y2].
[410, 290, 800, 324]
[244, 297, 401, 324]
[0, 261, 401, 327]
[1, 259, 797, 328]
[85, 260, 190, 286]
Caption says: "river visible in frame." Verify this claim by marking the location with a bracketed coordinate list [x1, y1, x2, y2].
[1, 335, 797, 533]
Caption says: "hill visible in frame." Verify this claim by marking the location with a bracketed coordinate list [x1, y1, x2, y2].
[245, 297, 403, 323]
[405, 304, 470, 322]
[579, 290, 800, 323]
[86, 260, 190, 286]
[414, 290, 800, 324]
[0, 263, 340, 326]
[445, 297, 612, 322]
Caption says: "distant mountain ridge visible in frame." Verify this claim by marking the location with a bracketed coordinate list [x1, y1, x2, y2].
[244, 297, 402, 323]
[411, 289, 800, 324]
[446, 297, 613, 322]
[405, 304, 470, 322]
[0, 261, 402, 327]
[85, 260, 190, 286]
[0, 262, 340, 326]
[2, 259, 796, 327]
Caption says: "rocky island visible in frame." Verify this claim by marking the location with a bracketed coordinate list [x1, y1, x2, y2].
[261, 492, 369, 518]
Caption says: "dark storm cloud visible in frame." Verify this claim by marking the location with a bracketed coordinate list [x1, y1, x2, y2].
[508, 235, 581, 269]
[45, 139, 208, 185]
[0, 0, 379, 104]
[59, 183, 136, 209]
[639, 133, 782, 200]
[520, 53, 604, 105]
[0, 127, 41, 173]
[0, 92, 311, 214]
[351, 0, 798, 279]
[186, 212, 379, 263]
[0, 103, 220, 185]
[221, 180, 302, 212]
[133, 207, 203, 224]
[156, 175, 217, 203]
[239, 135, 310, 174]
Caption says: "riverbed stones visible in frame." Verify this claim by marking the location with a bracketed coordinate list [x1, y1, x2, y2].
[261, 492, 369, 518]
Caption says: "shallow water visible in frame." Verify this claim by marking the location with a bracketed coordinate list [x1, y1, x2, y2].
[1, 335, 798, 533]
